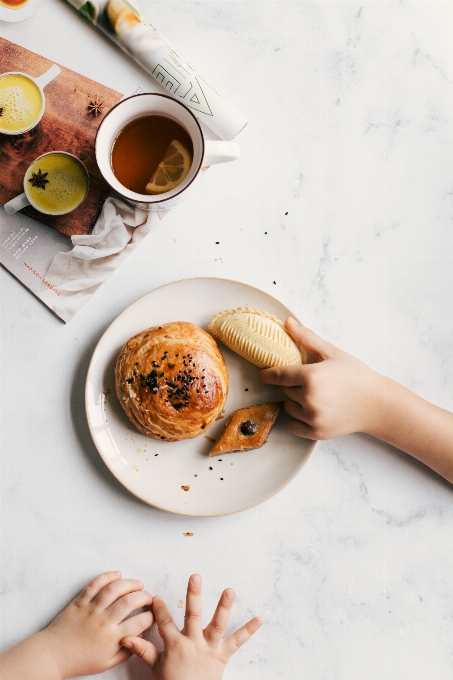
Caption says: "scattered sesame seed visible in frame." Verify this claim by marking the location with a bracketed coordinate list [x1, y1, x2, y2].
[209, 467, 213, 470]
[220, 478, 224, 480]
[245, 388, 248, 391]
[215, 241, 219, 244]
[273, 281, 276, 284]
[285, 212, 288, 215]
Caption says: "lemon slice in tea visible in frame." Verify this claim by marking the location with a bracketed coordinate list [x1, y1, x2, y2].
[145, 139, 192, 195]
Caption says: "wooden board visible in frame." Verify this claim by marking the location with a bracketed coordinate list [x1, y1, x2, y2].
[0, 38, 123, 237]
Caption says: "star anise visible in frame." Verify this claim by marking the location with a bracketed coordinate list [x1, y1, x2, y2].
[87, 99, 104, 116]
[28, 169, 49, 190]
[0, 107, 3, 117]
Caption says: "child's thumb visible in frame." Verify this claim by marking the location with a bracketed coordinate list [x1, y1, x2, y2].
[121, 636, 159, 667]
[285, 317, 333, 359]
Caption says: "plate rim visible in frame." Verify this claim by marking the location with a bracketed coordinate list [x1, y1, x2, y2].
[85, 276, 317, 516]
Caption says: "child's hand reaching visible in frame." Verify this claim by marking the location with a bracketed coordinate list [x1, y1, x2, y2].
[121, 574, 262, 680]
[260, 317, 453, 483]
[0, 571, 154, 680]
[40, 571, 153, 678]
[260, 317, 384, 440]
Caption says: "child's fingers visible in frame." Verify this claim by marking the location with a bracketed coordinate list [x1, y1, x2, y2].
[107, 646, 132, 668]
[121, 636, 159, 668]
[152, 595, 180, 644]
[120, 610, 154, 638]
[108, 590, 154, 622]
[204, 588, 235, 645]
[221, 617, 263, 659]
[77, 571, 122, 604]
[183, 574, 203, 638]
[282, 385, 308, 406]
[94, 579, 145, 609]
[287, 417, 318, 440]
[285, 318, 333, 361]
[259, 365, 306, 387]
[284, 398, 306, 421]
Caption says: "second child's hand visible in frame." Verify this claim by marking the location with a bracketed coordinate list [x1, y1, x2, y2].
[121, 574, 262, 680]
[260, 317, 453, 484]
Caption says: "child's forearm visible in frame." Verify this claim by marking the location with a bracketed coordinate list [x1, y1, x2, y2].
[0, 632, 62, 680]
[367, 377, 453, 483]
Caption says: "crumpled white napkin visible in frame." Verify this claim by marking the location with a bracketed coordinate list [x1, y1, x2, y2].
[40, 196, 166, 321]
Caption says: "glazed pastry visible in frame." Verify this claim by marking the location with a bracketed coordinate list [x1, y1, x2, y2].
[208, 307, 306, 368]
[209, 402, 284, 456]
[115, 322, 229, 442]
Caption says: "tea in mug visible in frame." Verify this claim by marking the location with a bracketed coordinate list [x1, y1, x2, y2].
[25, 152, 89, 215]
[111, 115, 193, 195]
[0, 73, 42, 133]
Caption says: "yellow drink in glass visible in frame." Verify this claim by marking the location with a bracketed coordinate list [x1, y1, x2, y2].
[0, 73, 43, 134]
[25, 152, 89, 215]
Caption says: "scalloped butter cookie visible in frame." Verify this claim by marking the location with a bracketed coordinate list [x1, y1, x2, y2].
[208, 307, 306, 368]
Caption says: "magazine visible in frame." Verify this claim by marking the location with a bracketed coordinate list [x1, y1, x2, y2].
[0, 80, 168, 323]
[0, 1, 246, 322]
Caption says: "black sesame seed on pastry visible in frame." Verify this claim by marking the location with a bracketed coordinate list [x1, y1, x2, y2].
[115, 322, 229, 442]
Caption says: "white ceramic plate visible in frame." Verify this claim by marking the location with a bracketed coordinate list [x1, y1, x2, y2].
[86, 278, 316, 516]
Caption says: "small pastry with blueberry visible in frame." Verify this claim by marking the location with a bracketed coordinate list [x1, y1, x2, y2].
[209, 402, 283, 455]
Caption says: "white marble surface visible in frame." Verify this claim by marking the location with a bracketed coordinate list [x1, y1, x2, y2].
[1, 2, 453, 679]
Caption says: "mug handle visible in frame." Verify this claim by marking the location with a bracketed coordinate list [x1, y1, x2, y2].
[4, 192, 31, 215]
[204, 141, 241, 165]
[34, 64, 61, 90]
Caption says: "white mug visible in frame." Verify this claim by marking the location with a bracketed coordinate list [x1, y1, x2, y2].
[0, 65, 61, 135]
[95, 93, 241, 211]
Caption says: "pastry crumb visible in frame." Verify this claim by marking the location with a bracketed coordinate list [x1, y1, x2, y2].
[281, 223, 288, 230]
[181, 485, 190, 491]
[204, 436, 216, 443]
[194, 474, 198, 477]
[177, 599, 184, 607]
[133, 464, 139, 472]
[183, 532, 194, 537]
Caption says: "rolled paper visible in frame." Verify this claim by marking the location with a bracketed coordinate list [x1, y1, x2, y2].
[64, 0, 249, 140]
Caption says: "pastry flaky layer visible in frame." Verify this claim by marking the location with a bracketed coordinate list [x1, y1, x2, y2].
[209, 402, 284, 456]
[208, 307, 307, 368]
[115, 322, 229, 442]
